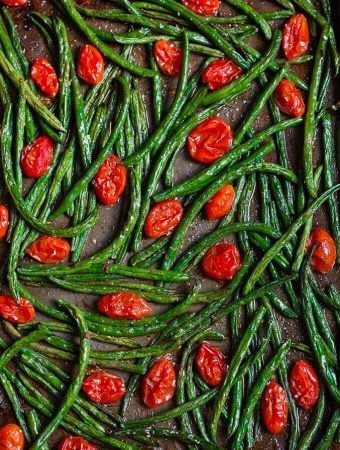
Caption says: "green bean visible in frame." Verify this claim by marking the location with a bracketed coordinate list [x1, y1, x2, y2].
[296, 386, 325, 450]
[26, 410, 49, 450]
[105, 264, 190, 282]
[314, 409, 340, 450]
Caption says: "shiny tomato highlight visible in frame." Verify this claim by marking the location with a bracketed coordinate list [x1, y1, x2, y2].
[195, 342, 227, 386]
[92, 155, 127, 205]
[21, 136, 54, 178]
[25, 236, 71, 264]
[154, 40, 182, 76]
[201, 243, 241, 281]
[282, 14, 310, 61]
[289, 360, 319, 409]
[202, 58, 242, 91]
[77, 44, 105, 85]
[0, 205, 9, 240]
[144, 199, 183, 239]
[97, 292, 152, 320]
[306, 227, 336, 273]
[31, 57, 59, 97]
[0, 296, 35, 324]
[205, 184, 235, 220]
[58, 436, 97, 450]
[182, 0, 220, 16]
[0, 424, 24, 450]
[0, 0, 26, 5]
[141, 358, 176, 408]
[261, 380, 288, 433]
[274, 79, 305, 117]
[82, 371, 126, 404]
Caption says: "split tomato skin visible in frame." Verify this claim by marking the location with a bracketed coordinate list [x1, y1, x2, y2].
[306, 227, 336, 273]
[201, 243, 241, 281]
[31, 57, 59, 97]
[289, 360, 319, 409]
[0, 205, 9, 240]
[25, 236, 71, 264]
[261, 380, 288, 434]
[282, 13, 310, 61]
[97, 292, 152, 320]
[154, 40, 182, 76]
[21, 136, 54, 178]
[82, 371, 126, 404]
[202, 58, 242, 91]
[144, 200, 183, 239]
[274, 79, 305, 117]
[0, 423, 24, 450]
[0, 296, 35, 324]
[141, 358, 176, 408]
[205, 184, 235, 220]
[195, 342, 227, 386]
[77, 44, 105, 85]
[58, 436, 97, 450]
[92, 155, 127, 205]
[182, 0, 220, 16]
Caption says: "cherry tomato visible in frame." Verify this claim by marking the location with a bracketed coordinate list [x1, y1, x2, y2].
[204, 184, 235, 220]
[153, 40, 182, 76]
[141, 358, 176, 408]
[201, 243, 241, 281]
[58, 436, 97, 450]
[25, 236, 71, 264]
[282, 13, 310, 61]
[306, 227, 336, 273]
[21, 136, 54, 178]
[195, 342, 227, 386]
[202, 58, 242, 91]
[289, 360, 319, 409]
[0, 205, 9, 240]
[144, 199, 183, 239]
[0, 296, 35, 324]
[92, 155, 127, 205]
[82, 371, 126, 404]
[274, 79, 305, 117]
[187, 117, 233, 164]
[77, 44, 105, 85]
[97, 292, 152, 320]
[261, 380, 288, 434]
[182, 0, 220, 16]
[0, 0, 26, 5]
[30, 58, 59, 97]
[0, 424, 24, 450]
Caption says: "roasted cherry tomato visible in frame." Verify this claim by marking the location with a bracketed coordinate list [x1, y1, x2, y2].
[30, 58, 59, 97]
[0, 205, 9, 240]
[92, 155, 127, 205]
[141, 358, 176, 408]
[97, 292, 152, 320]
[195, 342, 227, 386]
[202, 58, 242, 91]
[25, 236, 71, 264]
[144, 199, 183, 239]
[261, 380, 288, 434]
[77, 44, 105, 85]
[201, 243, 241, 281]
[0, 424, 24, 450]
[82, 371, 126, 404]
[0, 296, 35, 324]
[282, 13, 310, 61]
[274, 79, 305, 117]
[0, 0, 26, 5]
[21, 136, 54, 178]
[188, 117, 233, 164]
[306, 227, 336, 273]
[205, 184, 235, 220]
[153, 40, 182, 76]
[289, 360, 319, 409]
[58, 436, 97, 450]
[182, 0, 220, 16]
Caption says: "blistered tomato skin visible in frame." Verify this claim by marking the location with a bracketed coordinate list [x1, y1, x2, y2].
[201, 243, 241, 281]
[31, 58, 59, 97]
[0, 0, 26, 5]
[289, 360, 319, 409]
[58, 436, 98, 450]
[92, 155, 127, 205]
[97, 292, 152, 320]
[21, 136, 54, 178]
[141, 358, 176, 408]
[195, 342, 227, 386]
[182, 0, 220, 16]
[274, 79, 305, 118]
[202, 59, 243, 91]
[25, 236, 71, 264]
[0, 205, 9, 240]
[144, 200, 183, 239]
[188, 117, 233, 164]
[205, 184, 235, 220]
[261, 380, 288, 434]
[77, 44, 105, 85]
[0, 423, 24, 450]
[0, 296, 35, 324]
[154, 40, 182, 76]
[306, 228, 336, 273]
[282, 14, 310, 61]
[82, 371, 126, 404]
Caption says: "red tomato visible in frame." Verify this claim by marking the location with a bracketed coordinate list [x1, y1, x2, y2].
[92, 155, 127, 205]
[82, 371, 126, 404]
[261, 380, 288, 433]
[77, 44, 105, 85]
[201, 243, 241, 281]
[182, 0, 220, 16]
[97, 292, 152, 320]
[0, 0, 26, 5]
[30, 58, 59, 97]
[289, 360, 319, 409]
[25, 236, 71, 264]
[187, 117, 233, 164]
[282, 14, 310, 61]
[58, 436, 97, 450]
[0, 205, 9, 240]
[144, 200, 183, 239]
[274, 79, 305, 117]
[0, 424, 24, 450]
[195, 342, 227, 386]
[141, 358, 176, 408]
[0, 296, 35, 324]
[21, 136, 54, 178]
[205, 184, 235, 220]
[306, 228, 336, 273]
[202, 58, 242, 91]
[153, 40, 182, 76]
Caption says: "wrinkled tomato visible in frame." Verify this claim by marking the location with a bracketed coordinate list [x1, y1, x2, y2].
[188, 117, 233, 164]
[274, 79, 305, 117]
[202, 58, 242, 91]
[77, 44, 105, 85]
[82, 371, 126, 404]
[154, 40, 182, 76]
[97, 292, 152, 320]
[0, 424, 24, 450]
[21, 136, 54, 178]
[58, 436, 97, 450]
[195, 342, 227, 386]
[0, 205, 9, 240]
[31, 57, 59, 97]
[205, 184, 235, 220]
[289, 360, 319, 409]
[306, 227, 336, 273]
[182, 0, 220, 16]
[261, 380, 288, 433]
[282, 13, 310, 61]
[141, 358, 176, 408]
[0, 296, 35, 324]
[201, 243, 241, 281]
[144, 199, 183, 239]
[92, 155, 127, 205]
[25, 236, 71, 264]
